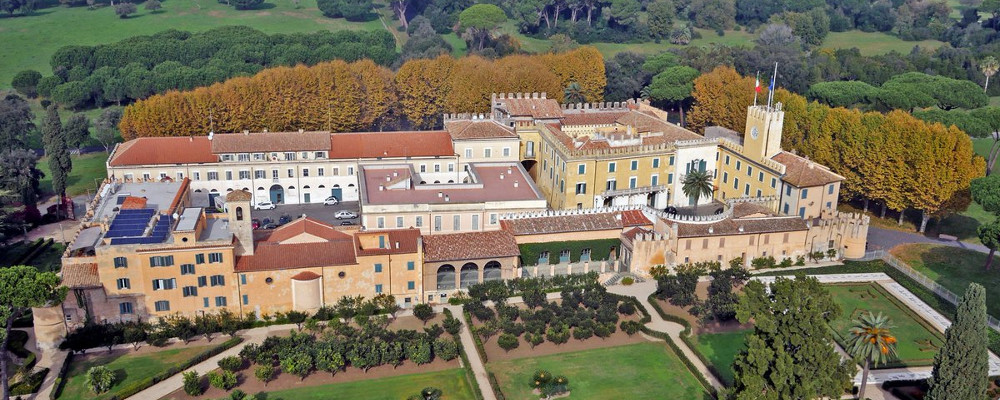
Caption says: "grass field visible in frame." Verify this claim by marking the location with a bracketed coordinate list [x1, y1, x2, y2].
[262, 368, 476, 400]
[821, 31, 945, 56]
[487, 342, 709, 399]
[892, 243, 1000, 318]
[692, 330, 750, 386]
[58, 345, 210, 400]
[37, 152, 108, 197]
[0, 0, 394, 89]
[826, 282, 944, 367]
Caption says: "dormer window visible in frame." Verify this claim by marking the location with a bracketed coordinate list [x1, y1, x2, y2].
[222, 154, 233, 162]
[238, 153, 250, 162]
[253, 153, 265, 161]
[315, 151, 326, 159]
[284, 152, 295, 161]
[301, 152, 309, 159]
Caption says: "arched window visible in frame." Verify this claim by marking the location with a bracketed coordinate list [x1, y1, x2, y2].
[437, 265, 456, 291]
[483, 261, 502, 281]
[460, 263, 479, 288]
[236, 207, 244, 221]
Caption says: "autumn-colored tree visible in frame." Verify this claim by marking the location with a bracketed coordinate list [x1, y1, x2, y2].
[687, 66, 757, 133]
[541, 47, 607, 102]
[394, 55, 454, 129]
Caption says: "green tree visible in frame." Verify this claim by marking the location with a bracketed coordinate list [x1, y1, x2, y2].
[497, 333, 519, 352]
[182, 371, 202, 396]
[0, 93, 35, 151]
[94, 107, 123, 153]
[433, 337, 459, 360]
[981, 56, 999, 93]
[846, 312, 898, 400]
[85, 366, 115, 394]
[208, 370, 237, 390]
[458, 4, 506, 51]
[926, 283, 989, 399]
[63, 113, 91, 150]
[732, 276, 852, 400]
[608, 0, 640, 26]
[0, 149, 43, 207]
[254, 365, 275, 386]
[647, 66, 699, 126]
[0, 266, 66, 398]
[413, 303, 434, 325]
[41, 105, 72, 206]
[969, 107, 1000, 175]
[806, 81, 879, 108]
[681, 169, 713, 213]
[314, 346, 345, 376]
[114, 2, 137, 17]
[11, 70, 42, 98]
[279, 351, 313, 380]
[641, 52, 678, 75]
[978, 220, 1000, 270]
[144, 0, 161, 11]
[647, 0, 675, 39]
[231, 0, 263, 9]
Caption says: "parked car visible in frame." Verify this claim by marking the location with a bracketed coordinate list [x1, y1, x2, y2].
[340, 221, 354, 226]
[251, 219, 260, 230]
[261, 217, 274, 226]
[334, 210, 357, 219]
[323, 196, 339, 206]
[254, 201, 276, 210]
[262, 222, 278, 229]
[279, 215, 292, 225]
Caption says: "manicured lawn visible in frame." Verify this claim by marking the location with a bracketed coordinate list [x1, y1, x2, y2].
[58, 345, 210, 400]
[821, 31, 945, 56]
[892, 244, 1000, 318]
[487, 342, 709, 399]
[0, 0, 393, 89]
[262, 368, 476, 400]
[37, 151, 108, 197]
[826, 282, 944, 367]
[692, 330, 750, 386]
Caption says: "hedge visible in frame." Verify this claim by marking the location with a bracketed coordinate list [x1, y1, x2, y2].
[645, 293, 734, 388]
[10, 367, 49, 396]
[518, 238, 621, 266]
[452, 329, 486, 400]
[487, 372, 506, 400]
[463, 311, 489, 364]
[632, 298, 718, 398]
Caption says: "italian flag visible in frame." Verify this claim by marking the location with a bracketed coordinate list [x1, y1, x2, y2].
[755, 72, 761, 93]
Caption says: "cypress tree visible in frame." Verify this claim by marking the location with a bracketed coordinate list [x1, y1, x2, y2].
[41, 105, 72, 206]
[926, 283, 988, 400]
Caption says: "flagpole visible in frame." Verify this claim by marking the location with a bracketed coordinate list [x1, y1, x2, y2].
[767, 62, 777, 108]
[753, 71, 759, 107]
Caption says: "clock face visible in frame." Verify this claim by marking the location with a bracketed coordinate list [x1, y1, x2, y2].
[750, 126, 759, 140]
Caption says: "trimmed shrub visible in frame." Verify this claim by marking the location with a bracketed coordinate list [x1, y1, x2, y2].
[254, 365, 275, 386]
[208, 370, 237, 390]
[218, 355, 243, 372]
[497, 333, 520, 352]
[414, 304, 435, 324]
[85, 366, 115, 394]
[621, 276, 634, 285]
[182, 371, 201, 396]
[433, 337, 459, 361]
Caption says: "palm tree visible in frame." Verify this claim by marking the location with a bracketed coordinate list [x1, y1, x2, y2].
[982, 56, 999, 93]
[563, 82, 585, 104]
[681, 169, 713, 213]
[847, 312, 898, 399]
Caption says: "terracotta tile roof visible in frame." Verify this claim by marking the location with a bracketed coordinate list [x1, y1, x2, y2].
[236, 218, 358, 272]
[266, 218, 353, 243]
[109, 137, 216, 167]
[621, 226, 652, 248]
[615, 111, 702, 142]
[355, 229, 422, 256]
[61, 263, 100, 288]
[673, 216, 808, 238]
[771, 151, 845, 188]
[235, 241, 357, 272]
[619, 210, 652, 227]
[291, 271, 321, 281]
[561, 110, 629, 126]
[544, 124, 576, 149]
[497, 96, 563, 119]
[445, 120, 517, 139]
[731, 202, 775, 218]
[225, 190, 252, 202]
[423, 230, 520, 262]
[211, 131, 331, 153]
[329, 131, 455, 159]
[501, 212, 623, 236]
[120, 196, 147, 210]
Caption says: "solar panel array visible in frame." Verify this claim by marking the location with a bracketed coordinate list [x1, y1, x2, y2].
[106, 209, 174, 245]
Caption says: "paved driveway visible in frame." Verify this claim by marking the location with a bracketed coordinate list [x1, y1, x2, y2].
[867, 226, 990, 254]
[250, 201, 360, 228]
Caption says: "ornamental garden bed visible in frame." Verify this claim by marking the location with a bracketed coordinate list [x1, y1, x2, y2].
[465, 285, 647, 363]
[167, 313, 470, 399]
[487, 342, 710, 399]
[826, 282, 944, 368]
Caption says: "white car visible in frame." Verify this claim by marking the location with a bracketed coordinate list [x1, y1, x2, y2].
[254, 202, 276, 210]
[334, 210, 357, 219]
[322, 196, 340, 206]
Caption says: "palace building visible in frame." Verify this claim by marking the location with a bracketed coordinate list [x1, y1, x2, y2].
[36, 92, 870, 349]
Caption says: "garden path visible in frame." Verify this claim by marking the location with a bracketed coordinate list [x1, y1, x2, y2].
[605, 281, 725, 390]
[444, 305, 497, 400]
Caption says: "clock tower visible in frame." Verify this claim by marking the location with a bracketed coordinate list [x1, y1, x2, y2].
[743, 104, 785, 161]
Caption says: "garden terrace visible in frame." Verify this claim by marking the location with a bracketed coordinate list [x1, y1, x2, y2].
[243, 368, 478, 400]
[891, 244, 1000, 319]
[827, 283, 945, 368]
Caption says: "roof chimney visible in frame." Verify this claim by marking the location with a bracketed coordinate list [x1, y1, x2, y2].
[514, 181, 519, 188]
[738, 225, 745, 233]
[379, 185, 384, 191]
[298, 128, 304, 133]
[243, 130, 249, 134]
[395, 241, 399, 249]
[438, 191, 443, 198]
[500, 174, 505, 180]
[385, 176, 391, 182]
[444, 195, 450, 202]
[708, 226, 714, 234]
